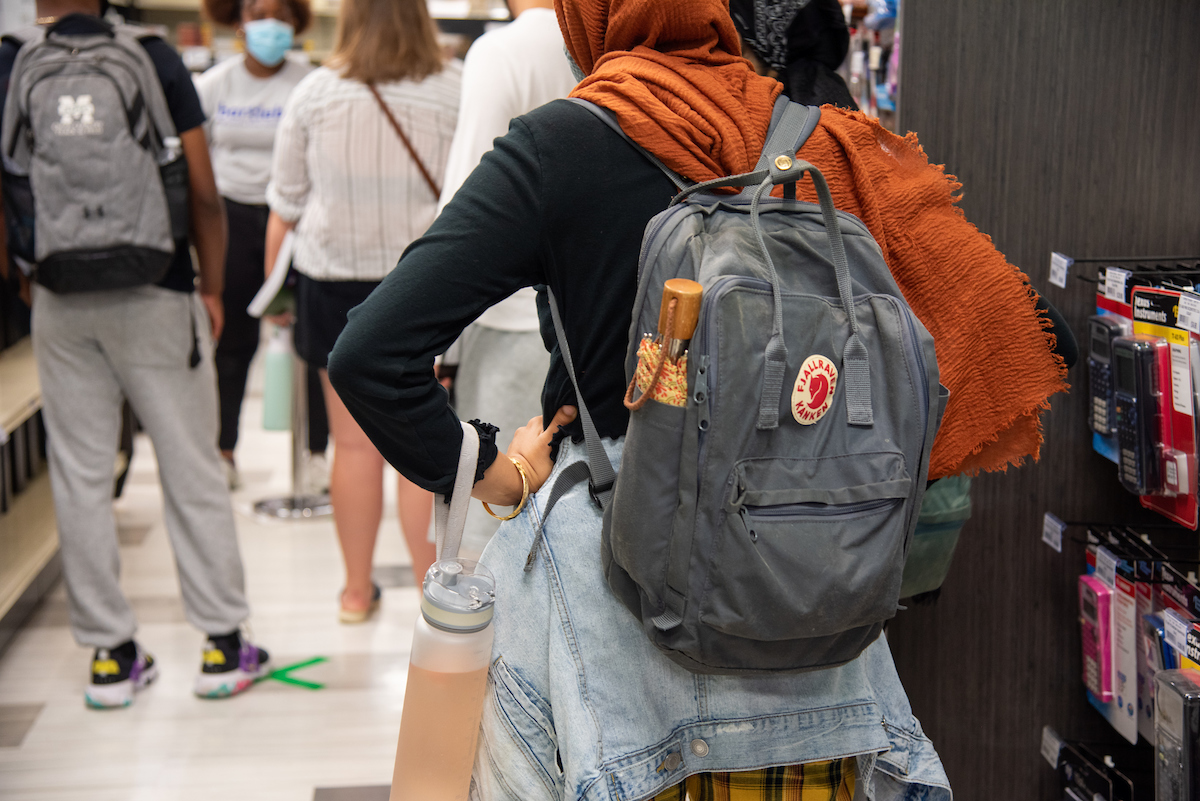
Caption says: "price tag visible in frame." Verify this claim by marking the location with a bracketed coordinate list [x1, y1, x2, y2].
[1040, 725, 1064, 768]
[1049, 252, 1072, 289]
[1042, 512, 1065, 553]
[1179, 294, 1200, 335]
[1095, 546, 1118, 589]
[1165, 609, 1191, 656]
[1104, 268, 1131, 302]
[1171, 343, 1194, 416]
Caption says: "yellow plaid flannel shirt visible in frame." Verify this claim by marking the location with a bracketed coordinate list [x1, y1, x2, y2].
[653, 758, 856, 801]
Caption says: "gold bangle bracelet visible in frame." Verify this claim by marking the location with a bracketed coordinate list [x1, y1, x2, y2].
[482, 457, 529, 521]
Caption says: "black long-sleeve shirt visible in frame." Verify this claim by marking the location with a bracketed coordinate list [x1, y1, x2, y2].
[328, 100, 676, 495]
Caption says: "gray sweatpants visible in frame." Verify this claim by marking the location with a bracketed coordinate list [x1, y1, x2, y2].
[32, 284, 250, 648]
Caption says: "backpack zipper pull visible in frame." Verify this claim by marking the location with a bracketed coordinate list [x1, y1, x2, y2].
[739, 507, 757, 543]
[695, 354, 711, 431]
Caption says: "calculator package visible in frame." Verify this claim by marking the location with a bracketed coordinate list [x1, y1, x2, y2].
[1155, 669, 1200, 801]
[1088, 273, 1200, 528]
[1128, 287, 1199, 528]
[1090, 271, 1135, 465]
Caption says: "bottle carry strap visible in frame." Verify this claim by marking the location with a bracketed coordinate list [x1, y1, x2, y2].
[433, 421, 479, 562]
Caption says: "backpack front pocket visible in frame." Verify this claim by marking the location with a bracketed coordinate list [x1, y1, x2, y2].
[700, 453, 912, 641]
[605, 398, 687, 610]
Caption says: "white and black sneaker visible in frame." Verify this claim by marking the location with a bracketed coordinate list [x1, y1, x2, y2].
[193, 630, 270, 699]
[85, 640, 158, 709]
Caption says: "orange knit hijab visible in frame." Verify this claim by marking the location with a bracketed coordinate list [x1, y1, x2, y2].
[556, 0, 783, 183]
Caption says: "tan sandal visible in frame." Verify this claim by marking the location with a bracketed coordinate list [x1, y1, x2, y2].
[338, 584, 381, 624]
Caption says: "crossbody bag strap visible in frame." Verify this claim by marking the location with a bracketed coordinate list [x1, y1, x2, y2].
[366, 81, 441, 199]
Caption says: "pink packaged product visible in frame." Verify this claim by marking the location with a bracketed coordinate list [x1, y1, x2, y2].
[1081, 574, 1114, 703]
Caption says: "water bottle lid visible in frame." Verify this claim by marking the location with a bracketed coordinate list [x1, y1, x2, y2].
[421, 558, 495, 633]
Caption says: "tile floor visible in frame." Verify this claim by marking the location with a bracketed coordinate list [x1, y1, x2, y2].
[0, 367, 423, 800]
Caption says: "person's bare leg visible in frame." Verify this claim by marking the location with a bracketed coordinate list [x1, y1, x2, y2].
[398, 475, 435, 585]
[320, 370, 383, 613]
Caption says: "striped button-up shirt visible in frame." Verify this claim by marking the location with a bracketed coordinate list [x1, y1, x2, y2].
[267, 63, 461, 281]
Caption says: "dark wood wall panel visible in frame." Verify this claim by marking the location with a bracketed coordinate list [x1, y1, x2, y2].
[889, 1, 1200, 798]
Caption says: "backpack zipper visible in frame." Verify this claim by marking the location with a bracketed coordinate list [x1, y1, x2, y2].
[888, 297, 932, 456]
[737, 498, 901, 543]
[692, 276, 772, 474]
[744, 498, 898, 519]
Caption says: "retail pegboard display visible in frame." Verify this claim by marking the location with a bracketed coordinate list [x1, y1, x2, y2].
[886, 0, 1200, 797]
[1029, 257, 1200, 798]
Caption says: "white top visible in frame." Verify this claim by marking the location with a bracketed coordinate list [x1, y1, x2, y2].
[194, 54, 312, 205]
[267, 64, 462, 281]
[437, 7, 576, 331]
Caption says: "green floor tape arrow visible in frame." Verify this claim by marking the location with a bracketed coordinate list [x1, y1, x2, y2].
[256, 656, 328, 690]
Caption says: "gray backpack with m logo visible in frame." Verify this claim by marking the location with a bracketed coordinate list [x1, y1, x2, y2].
[543, 98, 947, 675]
[1, 19, 188, 293]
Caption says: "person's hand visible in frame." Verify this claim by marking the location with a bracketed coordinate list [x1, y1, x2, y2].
[200, 292, 224, 342]
[264, 310, 293, 327]
[472, 406, 578, 505]
[509, 406, 578, 493]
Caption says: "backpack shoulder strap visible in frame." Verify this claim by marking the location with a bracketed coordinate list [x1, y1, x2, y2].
[520, 286, 617, 569]
[567, 97, 690, 192]
[1, 26, 47, 167]
[754, 97, 822, 170]
[741, 98, 821, 201]
[545, 285, 617, 507]
[107, 22, 180, 142]
[1, 25, 46, 49]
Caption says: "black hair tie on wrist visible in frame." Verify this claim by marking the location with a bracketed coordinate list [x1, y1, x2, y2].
[466, 419, 500, 485]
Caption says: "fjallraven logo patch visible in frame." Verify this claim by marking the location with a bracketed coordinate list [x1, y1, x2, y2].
[52, 95, 103, 136]
[791, 355, 838, 425]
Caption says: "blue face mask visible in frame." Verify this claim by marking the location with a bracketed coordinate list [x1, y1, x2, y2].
[244, 18, 294, 68]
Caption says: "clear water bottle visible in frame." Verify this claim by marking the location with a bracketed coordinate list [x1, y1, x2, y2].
[390, 558, 495, 801]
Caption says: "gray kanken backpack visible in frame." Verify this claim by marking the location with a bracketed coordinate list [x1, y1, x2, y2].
[1, 20, 189, 293]
[542, 98, 948, 675]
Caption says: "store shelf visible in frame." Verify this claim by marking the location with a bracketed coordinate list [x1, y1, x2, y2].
[0, 337, 41, 441]
[131, 0, 508, 18]
[130, 0, 202, 10]
[0, 470, 57, 621]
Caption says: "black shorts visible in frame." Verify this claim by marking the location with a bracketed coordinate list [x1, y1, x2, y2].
[294, 272, 380, 369]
